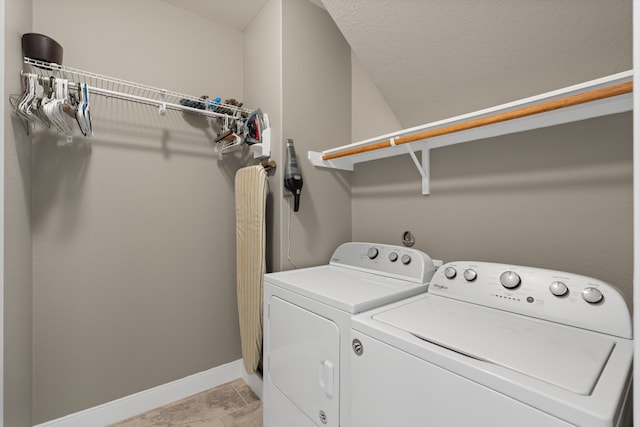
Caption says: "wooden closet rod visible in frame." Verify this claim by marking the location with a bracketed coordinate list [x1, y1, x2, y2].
[322, 81, 633, 161]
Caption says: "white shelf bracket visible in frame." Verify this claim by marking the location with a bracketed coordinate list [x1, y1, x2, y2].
[158, 89, 167, 116]
[399, 140, 430, 195]
[421, 148, 430, 195]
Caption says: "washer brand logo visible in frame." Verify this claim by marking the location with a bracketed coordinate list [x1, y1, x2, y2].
[432, 283, 448, 290]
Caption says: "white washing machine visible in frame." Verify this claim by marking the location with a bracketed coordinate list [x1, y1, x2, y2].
[350, 261, 633, 427]
[263, 242, 438, 427]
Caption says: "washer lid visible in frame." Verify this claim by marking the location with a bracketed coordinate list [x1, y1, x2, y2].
[264, 265, 428, 313]
[373, 295, 616, 395]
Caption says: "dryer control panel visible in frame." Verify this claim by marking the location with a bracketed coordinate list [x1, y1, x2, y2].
[330, 242, 438, 284]
[429, 261, 632, 339]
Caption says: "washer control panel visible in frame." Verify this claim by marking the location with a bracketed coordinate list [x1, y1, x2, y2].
[330, 242, 438, 284]
[429, 261, 632, 338]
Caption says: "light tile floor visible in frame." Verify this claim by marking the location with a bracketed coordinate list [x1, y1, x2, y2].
[109, 379, 262, 427]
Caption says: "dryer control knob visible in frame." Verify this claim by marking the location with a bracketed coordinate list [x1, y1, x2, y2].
[500, 271, 521, 289]
[388, 252, 398, 262]
[582, 287, 603, 304]
[463, 269, 477, 282]
[367, 247, 379, 259]
[549, 281, 568, 297]
[444, 267, 457, 279]
[401, 254, 412, 265]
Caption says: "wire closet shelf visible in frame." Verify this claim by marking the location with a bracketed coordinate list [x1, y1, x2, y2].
[22, 57, 254, 120]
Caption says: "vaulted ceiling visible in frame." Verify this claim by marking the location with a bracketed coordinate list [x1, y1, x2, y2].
[166, 0, 633, 128]
[320, 0, 632, 127]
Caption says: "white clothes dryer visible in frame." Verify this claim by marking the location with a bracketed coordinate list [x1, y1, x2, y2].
[263, 242, 438, 427]
[350, 261, 633, 427]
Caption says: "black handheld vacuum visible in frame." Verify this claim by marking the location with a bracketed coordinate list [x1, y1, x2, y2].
[284, 138, 303, 212]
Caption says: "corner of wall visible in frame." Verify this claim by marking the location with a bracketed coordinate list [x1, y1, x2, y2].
[280, 0, 352, 269]
[4, 0, 34, 426]
[351, 52, 402, 142]
[243, 0, 284, 272]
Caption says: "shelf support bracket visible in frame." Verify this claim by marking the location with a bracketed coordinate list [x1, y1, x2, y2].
[421, 148, 430, 195]
[394, 139, 430, 195]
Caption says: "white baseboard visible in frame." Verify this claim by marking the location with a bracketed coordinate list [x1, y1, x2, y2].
[33, 359, 244, 427]
[241, 371, 263, 400]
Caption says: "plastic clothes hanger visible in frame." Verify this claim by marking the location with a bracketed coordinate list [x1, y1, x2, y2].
[16, 74, 35, 126]
[59, 79, 75, 141]
[16, 74, 44, 127]
[45, 77, 74, 142]
[74, 82, 89, 136]
[214, 114, 243, 158]
[42, 78, 60, 131]
[81, 83, 93, 136]
[30, 75, 50, 127]
[28, 74, 48, 127]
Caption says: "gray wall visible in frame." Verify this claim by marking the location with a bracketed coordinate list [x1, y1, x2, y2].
[245, 0, 353, 270]
[31, 0, 245, 422]
[280, 0, 352, 269]
[351, 52, 401, 142]
[348, 4, 633, 308]
[244, 0, 283, 272]
[29, 0, 353, 422]
[4, 0, 33, 426]
[352, 113, 633, 305]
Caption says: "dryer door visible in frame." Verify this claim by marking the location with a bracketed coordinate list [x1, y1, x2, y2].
[267, 296, 340, 427]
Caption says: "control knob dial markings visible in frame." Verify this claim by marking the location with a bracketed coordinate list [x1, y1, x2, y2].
[444, 267, 457, 279]
[549, 281, 568, 297]
[463, 269, 477, 282]
[582, 287, 603, 304]
[500, 271, 521, 289]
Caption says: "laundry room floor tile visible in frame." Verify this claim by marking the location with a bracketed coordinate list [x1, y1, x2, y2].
[109, 379, 262, 427]
[219, 401, 263, 427]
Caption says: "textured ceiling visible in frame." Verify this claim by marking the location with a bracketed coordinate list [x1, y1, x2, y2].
[321, 0, 632, 128]
[164, 0, 632, 129]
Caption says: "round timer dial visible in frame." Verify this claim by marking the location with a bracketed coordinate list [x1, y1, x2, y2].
[549, 281, 568, 297]
[582, 287, 603, 304]
[463, 269, 477, 282]
[444, 267, 457, 279]
[500, 271, 521, 289]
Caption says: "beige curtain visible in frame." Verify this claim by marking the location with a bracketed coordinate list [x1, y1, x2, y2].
[235, 165, 268, 374]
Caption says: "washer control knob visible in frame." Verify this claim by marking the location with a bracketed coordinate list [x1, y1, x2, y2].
[582, 287, 603, 304]
[463, 269, 477, 282]
[444, 267, 457, 279]
[500, 271, 521, 289]
[401, 254, 412, 265]
[388, 252, 398, 262]
[549, 281, 568, 297]
[367, 247, 379, 259]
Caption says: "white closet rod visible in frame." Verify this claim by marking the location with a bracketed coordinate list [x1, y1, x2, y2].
[23, 57, 252, 120]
